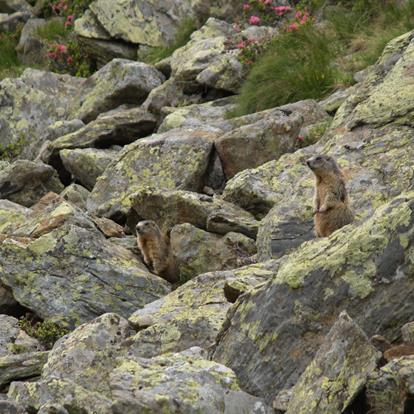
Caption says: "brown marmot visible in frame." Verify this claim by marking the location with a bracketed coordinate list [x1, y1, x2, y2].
[136, 220, 178, 283]
[306, 155, 354, 237]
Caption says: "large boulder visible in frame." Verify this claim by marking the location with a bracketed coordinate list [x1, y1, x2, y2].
[0, 11, 30, 32]
[130, 189, 259, 238]
[0, 0, 31, 13]
[60, 148, 117, 191]
[8, 313, 271, 413]
[0, 194, 170, 328]
[170, 223, 256, 281]
[286, 312, 380, 414]
[0, 69, 84, 160]
[128, 262, 276, 358]
[87, 128, 215, 220]
[212, 192, 414, 403]
[0, 160, 63, 207]
[71, 59, 165, 123]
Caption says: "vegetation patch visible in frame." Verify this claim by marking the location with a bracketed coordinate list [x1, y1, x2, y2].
[0, 28, 25, 80]
[230, 0, 414, 116]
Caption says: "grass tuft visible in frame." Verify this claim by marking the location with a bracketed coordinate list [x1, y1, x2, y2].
[36, 18, 67, 41]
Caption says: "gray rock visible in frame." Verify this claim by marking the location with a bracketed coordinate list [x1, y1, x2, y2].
[212, 192, 414, 403]
[0, 160, 63, 207]
[0, 400, 28, 414]
[286, 311, 380, 414]
[0, 11, 30, 32]
[60, 184, 90, 210]
[16, 17, 48, 66]
[130, 189, 259, 239]
[87, 128, 216, 219]
[72, 59, 165, 123]
[170, 223, 256, 282]
[401, 321, 414, 344]
[60, 148, 117, 191]
[0, 0, 31, 13]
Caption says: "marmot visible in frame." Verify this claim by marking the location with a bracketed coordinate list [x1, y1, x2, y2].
[136, 220, 178, 283]
[306, 155, 354, 237]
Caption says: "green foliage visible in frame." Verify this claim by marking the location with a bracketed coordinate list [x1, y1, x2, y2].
[19, 317, 69, 349]
[0, 28, 25, 80]
[36, 18, 67, 41]
[231, 0, 414, 116]
[0, 134, 26, 161]
[143, 18, 197, 64]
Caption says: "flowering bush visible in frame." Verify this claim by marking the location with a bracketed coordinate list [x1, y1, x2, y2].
[242, 1, 292, 26]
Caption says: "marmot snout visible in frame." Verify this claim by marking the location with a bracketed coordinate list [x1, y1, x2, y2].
[306, 155, 354, 237]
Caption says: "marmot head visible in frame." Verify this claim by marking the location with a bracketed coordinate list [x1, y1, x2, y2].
[136, 220, 161, 236]
[306, 155, 340, 176]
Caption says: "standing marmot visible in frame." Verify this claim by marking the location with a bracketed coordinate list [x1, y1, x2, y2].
[306, 155, 354, 237]
[136, 220, 178, 283]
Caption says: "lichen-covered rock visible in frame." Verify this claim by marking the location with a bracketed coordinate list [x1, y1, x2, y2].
[8, 315, 271, 413]
[0, 11, 30, 32]
[171, 223, 256, 282]
[215, 108, 303, 179]
[0, 200, 30, 234]
[402, 321, 414, 344]
[366, 356, 414, 414]
[0, 160, 63, 207]
[0, 0, 31, 13]
[286, 311, 380, 414]
[0, 69, 84, 160]
[71, 59, 165, 123]
[0, 195, 170, 328]
[0, 400, 28, 414]
[60, 183, 90, 210]
[212, 192, 414, 403]
[47, 107, 157, 157]
[131, 189, 259, 238]
[87, 129, 215, 219]
[60, 148, 117, 191]
[158, 97, 234, 133]
[128, 262, 275, 358]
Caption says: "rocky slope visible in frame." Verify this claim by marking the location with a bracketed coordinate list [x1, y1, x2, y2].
[0, 1, 414, 413]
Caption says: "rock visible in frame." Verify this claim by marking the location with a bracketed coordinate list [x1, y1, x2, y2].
[128, 262, 275, 358]
[0, 160, 63, 207]
[87, 128, 215, 220]
[0, 194, 170, 328]
[130, 189, 259, 238]
[402, 321, 414, 344]
[42, 119, 85, 143]
[16, 18, 49, 66]
[0, 69, 84, 160]
[170, 223, 256, 281]
[59, 184, 90, 210]
[215, 108, 303, 179]
[319, 88, 354, 114]
[286, 311, 380, 414]
[91, 216, 124, 238]
[0, 400, 28, 414]
[0, 351, 49, 388]
[37, 403, 68, 414]
[60, 148, 117, 191]
[72, 59, 165, 123]
[46, 107, 157, 157]
[212, 192, 414, 403]
[0, 0, 31, 13]
[158, 97, 234, 133]
[0, 284, 19, 314]
[0, 11, 30, 32]
[366, 356, 414, 414]
[0, 200, 30, 234]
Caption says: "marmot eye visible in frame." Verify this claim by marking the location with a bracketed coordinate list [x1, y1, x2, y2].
[315, 156, 322, 161]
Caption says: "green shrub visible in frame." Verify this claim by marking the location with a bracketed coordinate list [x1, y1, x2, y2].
[36, 18, 67, 41]
[18, 317, 69, 349]
[0, 29, 24, 80]
[143, 18, 197, 64]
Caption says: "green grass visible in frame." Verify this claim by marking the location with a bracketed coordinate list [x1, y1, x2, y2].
[36, 18, 67, 41]
[0, 30, 25, 80]
[143, 18, 197, 64]
[231, 0, 414, 117]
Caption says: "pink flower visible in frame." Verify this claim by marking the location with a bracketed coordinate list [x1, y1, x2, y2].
[243, 3, 251, 11]
[236, 40, 246, 49]
[295, 10, 302, 19]
[47, 51, 57, 60]
[249, 15, 261, 25]
[296, 136, 304, 142]
[57, 44, 67, 53]
[67, 15, 74, 22]
[66, 56, 73, 65]
[287, 22, 298, 31]
[261, 0, 272, 5]
[274, 5, 292, 15]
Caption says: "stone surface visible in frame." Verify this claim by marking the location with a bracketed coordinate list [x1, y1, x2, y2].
[59, 184, 90, 210]
[0, 0, 31, 13]
[0, 194, 170, 328]
[170, 223, 256, 282]
[128, 262, 275, 358]
[71, 59, 165, 123]
[47, 107, 157, 157]
[212, 192, 414, 403]
[215, 107, 303, 179]
[0, 160, 63, 207]
[87, 128, 215, 219]
[286, 311, 380, 414]
[402, 321, 414, 344]
[0, 69, 84, 160]
[60, 148, 117, 191]
[131, 189, 259, 238]
[0, 200, 30, 234]
[366, 356, 414, 414]
[0, 11, 30, 32]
